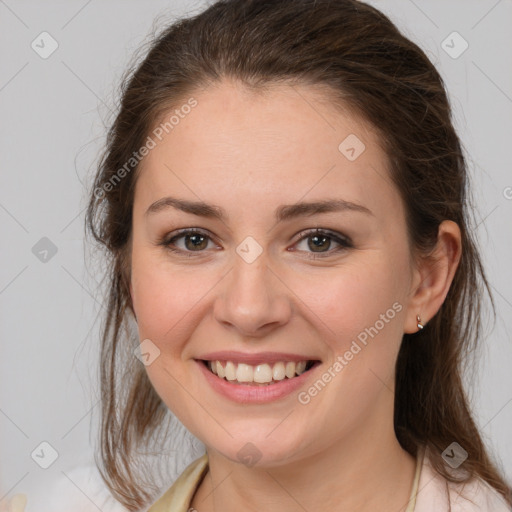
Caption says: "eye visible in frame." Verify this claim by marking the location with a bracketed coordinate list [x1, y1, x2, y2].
[160, 228, 218, 256]
[291, 228, 352, 259]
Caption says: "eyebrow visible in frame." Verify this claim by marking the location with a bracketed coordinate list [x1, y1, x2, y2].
[145, 196, 373, 222]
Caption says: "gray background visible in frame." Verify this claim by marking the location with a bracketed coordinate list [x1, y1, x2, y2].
[1, 0, 511, 508]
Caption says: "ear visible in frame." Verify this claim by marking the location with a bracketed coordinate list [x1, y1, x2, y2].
[404, 220, 462, 334]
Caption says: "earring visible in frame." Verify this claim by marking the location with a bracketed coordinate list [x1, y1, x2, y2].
[416, 314, 424, 331]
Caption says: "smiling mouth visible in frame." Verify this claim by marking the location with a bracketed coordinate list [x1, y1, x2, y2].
[201, 359, 319, 386]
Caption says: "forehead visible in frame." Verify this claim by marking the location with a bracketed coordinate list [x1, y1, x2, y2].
[134, 80, 400, 222]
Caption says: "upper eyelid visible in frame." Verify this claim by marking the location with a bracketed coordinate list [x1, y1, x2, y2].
[167, 227, 219, 243]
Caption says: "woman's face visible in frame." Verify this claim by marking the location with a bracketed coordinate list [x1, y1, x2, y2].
[129, 80, 418, 467]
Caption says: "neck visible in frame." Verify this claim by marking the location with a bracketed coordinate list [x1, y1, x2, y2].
[191, 409, 417, 512]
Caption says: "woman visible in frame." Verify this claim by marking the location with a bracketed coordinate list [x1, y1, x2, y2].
[78, 0, 512, 511]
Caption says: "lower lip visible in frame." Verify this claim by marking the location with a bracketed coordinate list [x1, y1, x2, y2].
[196, 360, 320, 404]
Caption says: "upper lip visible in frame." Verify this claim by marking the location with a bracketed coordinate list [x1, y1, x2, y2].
[197, 351, 320, 365]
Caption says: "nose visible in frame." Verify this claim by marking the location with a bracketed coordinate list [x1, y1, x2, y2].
[213, 248, 292, 338]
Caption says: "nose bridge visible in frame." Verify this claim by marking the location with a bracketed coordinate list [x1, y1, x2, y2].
[213, 239, 291, 336]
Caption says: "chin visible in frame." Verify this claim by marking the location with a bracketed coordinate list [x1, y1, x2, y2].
[200, 425, 309, 469]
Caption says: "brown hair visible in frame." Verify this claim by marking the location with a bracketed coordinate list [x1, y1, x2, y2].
[85, 0, 512, 508]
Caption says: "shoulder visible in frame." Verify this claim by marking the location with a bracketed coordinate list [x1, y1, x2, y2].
[449, 477, 512, 512]
[148, 454, 209, 512]
[414, 447, 511, 512]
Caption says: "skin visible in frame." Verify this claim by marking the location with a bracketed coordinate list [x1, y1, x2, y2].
[129, 79, 461, 512]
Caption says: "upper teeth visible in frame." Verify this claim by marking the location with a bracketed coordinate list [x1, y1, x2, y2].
[208, 360, 308, 384]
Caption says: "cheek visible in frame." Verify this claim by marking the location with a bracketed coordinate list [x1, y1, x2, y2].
[130, 252, 210, 423]
[294, 260, 405, 343]
[130, 249, 208, 350]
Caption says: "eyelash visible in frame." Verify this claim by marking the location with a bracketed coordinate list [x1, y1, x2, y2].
[159, 228, 352, 259]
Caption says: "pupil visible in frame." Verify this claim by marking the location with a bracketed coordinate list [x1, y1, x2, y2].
[308, 235, 329, 252]
[186, 234, 207, 250]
